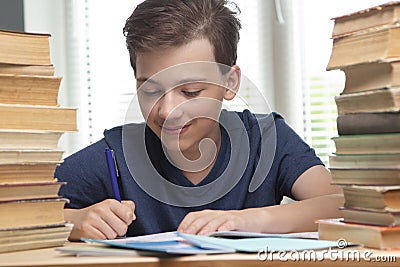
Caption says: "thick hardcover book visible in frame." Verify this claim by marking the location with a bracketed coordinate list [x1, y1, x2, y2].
[340, 207, 400, 226]
[0, 74, 61, 106]
[318, 218, 400, 249]
[337, 112, 400, 135]
[332, 133, 400, 154]
[335, 87, 400, 115]
[0, 198, 67, 229]
[327, 27, 400, 70]
[0, 163, 58, 184]
[0, 182, 64, 201]
[0, 149, 63, 164]
[0, 104, 77, 132]
[332, 1, 400, 38]
[0, 223, 72, 253]
[0, 63, 54, 76]
[329, 153, 400, 169]
[0, 130, 62, 150]
[330, 168, 400, 185]
[342, 61, 400, 94]
[342, 185, 400, 211]
[0, 30, 51, 66]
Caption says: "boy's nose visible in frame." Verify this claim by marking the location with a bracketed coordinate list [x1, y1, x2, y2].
[158, 91, 183, 121]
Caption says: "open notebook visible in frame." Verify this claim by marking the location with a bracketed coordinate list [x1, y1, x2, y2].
[73, 231, 343, 256]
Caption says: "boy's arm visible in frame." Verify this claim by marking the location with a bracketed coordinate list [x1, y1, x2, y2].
[178, 165, 344, 235]
[248, 165, 344, 233]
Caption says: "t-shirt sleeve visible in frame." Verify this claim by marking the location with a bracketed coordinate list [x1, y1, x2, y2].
[275, 118, 324, 200]
[55, 139, 114, 209]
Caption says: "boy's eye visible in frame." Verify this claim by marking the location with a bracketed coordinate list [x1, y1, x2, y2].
[182, 90, 203, 97]
[141, 89, 163, 96]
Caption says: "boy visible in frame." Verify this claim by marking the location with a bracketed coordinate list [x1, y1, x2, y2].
[56, 0, 343, 241]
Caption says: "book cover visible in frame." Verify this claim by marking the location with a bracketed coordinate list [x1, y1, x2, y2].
[0, 163, 58, 184]
[0, 198, 68, 229]
[340, 207, 400, 226]
[332, 133, 400, 154]
[342, 61, 400, 94]
[0, 223, 72, 253]
[329, 153, 400, 169]
[327, 27, 400, 70]
[0, 104, 77, 132]
[0, 182, 64, 201]
[337, 112, 400, 135]
[0, 149, 64, 164]
[330, 168, 400, 185]
[332, 1, 400, 38]
[0, 74, 61, 106]
[335, 87, 400, 115]
[0, 130, 62, 150]
[0, 30, 51, 66]
[0, 63, 55, 76]
[318, 218, 400, 249]
[342, 185, 400, 211]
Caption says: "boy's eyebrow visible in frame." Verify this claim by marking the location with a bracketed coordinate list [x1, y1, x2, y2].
[136, 76, 209, 86]
[136, 77, 158, 85]
[177, 77, 208, 84]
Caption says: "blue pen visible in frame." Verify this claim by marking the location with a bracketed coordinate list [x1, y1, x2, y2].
[105, 148, 122, 202]
[105, 148, 127, 238]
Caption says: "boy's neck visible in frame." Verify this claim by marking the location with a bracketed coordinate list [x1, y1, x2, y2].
[167, 144, 220, 185]
[181, 161, 216, 185]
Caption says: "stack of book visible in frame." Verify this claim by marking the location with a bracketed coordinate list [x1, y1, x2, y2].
[317, 2, 400, 250]
[0, 30, 77, 253]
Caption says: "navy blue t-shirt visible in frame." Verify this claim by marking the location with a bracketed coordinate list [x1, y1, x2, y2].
[55, 110, 323, 236]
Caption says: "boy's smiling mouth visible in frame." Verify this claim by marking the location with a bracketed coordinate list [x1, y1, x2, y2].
[161, 124, 190, 135]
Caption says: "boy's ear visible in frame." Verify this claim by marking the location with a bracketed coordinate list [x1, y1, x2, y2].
[223, 65, 241, 101]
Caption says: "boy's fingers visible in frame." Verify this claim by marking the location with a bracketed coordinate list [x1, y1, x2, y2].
[70, 219, 107, 241]
[178, 211, 203, 232]
[122, 200, 135, 211]
[99, 208, 129, 237]
[78, 224, 107, 240]
[73, 209, 114, 240]
[198, 217, 228, 235]
[217, 220, 235, 232]
[87, 199, 133, 237]
[177, 216, 191, 232]
[122, 200, 136, 220]
[92, 216, 120, 239]
[179, 210, 222, 234]
[108, 199, 135, 224]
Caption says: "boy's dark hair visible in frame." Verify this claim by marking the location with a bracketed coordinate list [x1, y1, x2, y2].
[123, 0, 241, 73]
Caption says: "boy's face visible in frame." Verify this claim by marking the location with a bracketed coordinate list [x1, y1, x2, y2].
[135, 39, 238, 162]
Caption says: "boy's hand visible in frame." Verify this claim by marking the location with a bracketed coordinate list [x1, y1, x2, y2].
[64, 199, 136, 241]
[177, 209, 257, 235]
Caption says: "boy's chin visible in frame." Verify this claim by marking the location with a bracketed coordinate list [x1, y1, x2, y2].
[161, 142, 186, 153]
[161, 141, 200, 158]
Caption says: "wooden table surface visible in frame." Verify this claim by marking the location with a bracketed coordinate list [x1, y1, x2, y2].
[0, 244, 399, 267]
